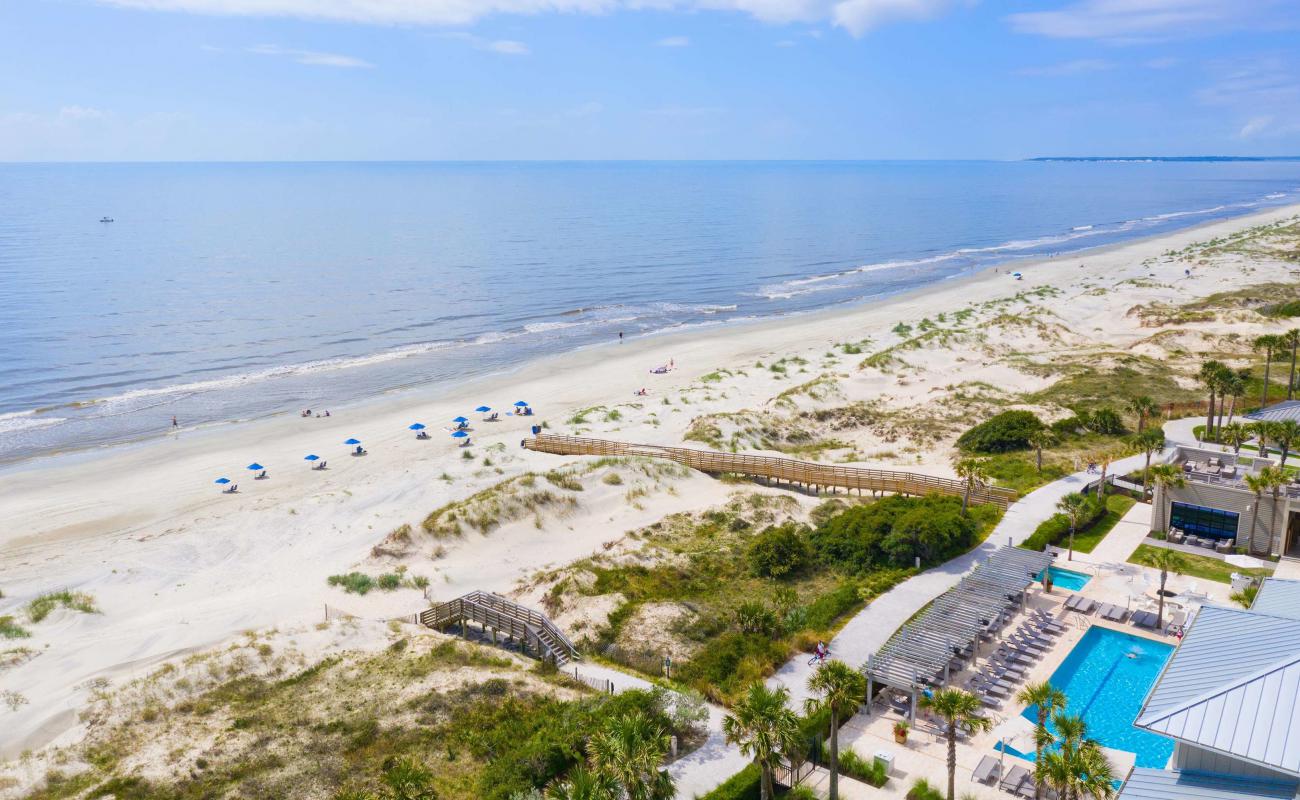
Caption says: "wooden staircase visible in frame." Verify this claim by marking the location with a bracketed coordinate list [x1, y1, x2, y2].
[418, 590, 580, 667]
[523, 433, 1016, 509]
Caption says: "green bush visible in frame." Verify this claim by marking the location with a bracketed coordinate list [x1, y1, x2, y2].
[697, 764, 760, 800]
[804, 580, 863, 630]
[677, 633, 789, 698]
[0, 615, 30, 639]
[1086, 406, 1125, 435]
[907, 778, 945, 800]
[734, 602, 779, 635]
[376, 573, 402, 591]
[748, 522, 813, 579]
[811, 495, 979, 572]
[27, 590, 99, 622]
[327, 573, 376, 595]
[839, 748, 887, 787]
[1019, 492, 1107, 552]
[956, 410, 1044, 453]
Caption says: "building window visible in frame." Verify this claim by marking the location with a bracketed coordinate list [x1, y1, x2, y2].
[1169, 502, 1240, 540]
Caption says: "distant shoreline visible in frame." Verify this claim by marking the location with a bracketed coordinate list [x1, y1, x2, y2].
[1027, 156, 1300, 163]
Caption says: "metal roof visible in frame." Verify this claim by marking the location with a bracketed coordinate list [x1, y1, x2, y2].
[1245, 400, 1300, 423]
[1118, 768, 1297, 800]
[1251, 578, 1300, 620]
[1137, 605, 1300, 776]
[1138, 605, 1300, 718]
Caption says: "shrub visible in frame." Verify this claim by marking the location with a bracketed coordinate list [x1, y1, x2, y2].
[0, 615, 30, 639]
[327, 573, 376, 595]
[811, 495, 977, 572]
[1087, 406, 1125, 435]
[734, 602, 779, 635]
[804, 581, 862, 630]
[907, 778, 945, 800]
[956, 410, 1044, 453]
[747, 522, 813, 579]
[839, 748, 888, 787]
[697, 764, 760, 800]
[1019, 492, 1106, 552]
[376, 573, 402, 591]
[1050, 415, 1088, 436]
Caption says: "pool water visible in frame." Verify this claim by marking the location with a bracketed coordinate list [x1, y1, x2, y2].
[1014, 627, 1175, 769]
[1040, 566, 1092, 592]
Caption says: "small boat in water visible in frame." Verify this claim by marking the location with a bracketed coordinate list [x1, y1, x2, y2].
[99, 216, 114, 223]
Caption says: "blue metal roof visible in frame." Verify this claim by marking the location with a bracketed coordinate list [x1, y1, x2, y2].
[1252, 578, 1300, 620]
[1245, 400, 1300, 423]
[1118, 768, 1297, 800]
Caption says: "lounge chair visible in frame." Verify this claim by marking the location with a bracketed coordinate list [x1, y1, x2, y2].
[223, 484, 238, 494]
[1101, 604, 1129, 623]
[1000, 765, 1030, 793]
[997, 648, 1036, 666]
[1215, 539, 1234, 553]
[313, 460, 327, 470]
[972, 755, 1001, 785]
[976, 691, 1002, 710]
[255, 470, 267, 480]
[1132, 610, 1159, 629]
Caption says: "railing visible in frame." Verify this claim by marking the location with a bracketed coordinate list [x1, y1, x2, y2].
[773, 759, 815, 788]
[523, 434, 1017, 509]
[418, 590, 580, 666]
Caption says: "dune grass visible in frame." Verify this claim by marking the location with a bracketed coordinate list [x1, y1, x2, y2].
[0, 615, 31, 639]
[26, 591, 98, 623]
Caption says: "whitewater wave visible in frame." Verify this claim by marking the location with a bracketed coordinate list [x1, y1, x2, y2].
[0, 410, 68, 434]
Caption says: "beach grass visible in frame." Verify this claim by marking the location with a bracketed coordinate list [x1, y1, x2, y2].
[26, 590, 98, 623]
[1128, 544, 1272, 585]
[0, 615, 31, 639]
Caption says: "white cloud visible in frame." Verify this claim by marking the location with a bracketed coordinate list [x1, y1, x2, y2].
[655, 35, 690, 46]
[1196, 56, 1300, 140]
[248, 44, 374, 67]
[1007, 0, 1292, 43]
[59, 105, 107, 121]
[1239, 115, 1273, 138]
[96, 0, 967, 37]
[439, 31, 531, 54]
[1015, 58, 1114, 77]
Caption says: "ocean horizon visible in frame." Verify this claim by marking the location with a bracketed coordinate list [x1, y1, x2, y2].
[4, 159, 1300, 463]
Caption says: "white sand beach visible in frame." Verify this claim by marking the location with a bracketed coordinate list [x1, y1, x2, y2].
[3, 203, 1299, 760]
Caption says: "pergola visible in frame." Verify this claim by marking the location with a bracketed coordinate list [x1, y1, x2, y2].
[863, 547, 1054, 721]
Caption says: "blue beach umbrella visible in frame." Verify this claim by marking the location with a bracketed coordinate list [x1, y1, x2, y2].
[514, 401, 528, 407]
[344, 438, 361, 445]
[246, 463, 264, 471]
[475, 406, 491, 413]
[452, 416, 469, 423]
[451, 430, 469, 439]
[409, 423, 426, 431]
[214, 477, 231, 485]
[304, 454, 320, 461]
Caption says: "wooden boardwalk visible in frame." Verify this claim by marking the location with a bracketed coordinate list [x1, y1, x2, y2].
[523, 434, 1016, 509]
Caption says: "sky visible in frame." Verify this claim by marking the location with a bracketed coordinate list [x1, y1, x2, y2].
[3, 0, 1300, 160]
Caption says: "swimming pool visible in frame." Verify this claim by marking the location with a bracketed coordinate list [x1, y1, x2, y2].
[1010, 626, 1174, 769]
[1039, 566, 1092, 592]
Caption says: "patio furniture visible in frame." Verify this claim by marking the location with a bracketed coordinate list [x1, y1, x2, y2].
[1215, 539, 1234, 553]
[1221, 465, 1237, 478]
[1064, 594, 1084, 611]
[972, 755, 1001, 785]
[1132, 610, 1159, 629]
[1000, 765, 1030, 793]
[1168, 529, 1185, 544]
[1208, 456, 1220, 467]
[1165, 610, 1187, 636]
[1101, 604, 1129, 623]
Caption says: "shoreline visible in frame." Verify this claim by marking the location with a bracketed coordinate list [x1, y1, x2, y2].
[2, 201, 1298, 758]
[6, 197, 1293, 477]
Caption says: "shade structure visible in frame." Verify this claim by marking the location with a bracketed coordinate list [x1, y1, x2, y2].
[214, 477, 231, 484]
[452, 416, 468, 423]
[344, 438, 361, 445]
[451, 430, 469, 438]
[514, 401, 528, 407]
[475, 406, 491, 413]
[304, 454, 320, 461]
[409, 423, 426, 431]
[246, 463, 264, 471]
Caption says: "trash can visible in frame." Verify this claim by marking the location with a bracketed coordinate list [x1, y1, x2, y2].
[873, 750, 894, 776]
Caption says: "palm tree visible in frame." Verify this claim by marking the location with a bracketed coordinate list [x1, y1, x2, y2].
[1094, 452, 1113, 501]
[1199, 359, 1228, 440]
[1224, 368, 1250, 425]
[953, 457, 990, 516]
[1037, 714, 1117, 800]
[919, 688, 992, 800]
[1128, 395, 1158, 433]
[1131, 428, 1165, 500]
[723, 684, 801, 800]
[1029, 428, 1058, 473]
[1015, 682, 1067, 800]
[586, 712, 675, 800]
[1220, 421, 1249, 456]
[1255, 333, 1280, 409]
[1272, 419, 1300, 467]
[1265, 464, 1289, 557]
[1134, 547, 1188, 628]
[547, 767, 616, 800]
[1287, 329, 1300, 401]
[1244, 470, 1271, 555]
[1057, 493, 1089, 561]
[1251, 421, 1272, 459]
[804, 660, 867, 800]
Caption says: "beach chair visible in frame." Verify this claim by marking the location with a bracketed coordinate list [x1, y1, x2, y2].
[972, 755, 1001, 785]
[224, 484, 238, 494]
[1000, 765, 1030, 793]
[255, 470, 267, 480]
[1104, 605, 1129, 623]
[976, 691, 1002, 710]
[1075, 597, 1097, 614]
[1215, 538, 1234, 553]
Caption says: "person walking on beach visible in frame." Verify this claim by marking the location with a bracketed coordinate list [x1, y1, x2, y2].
[618, 331, 623, 342]
[171, 415, 178, 429]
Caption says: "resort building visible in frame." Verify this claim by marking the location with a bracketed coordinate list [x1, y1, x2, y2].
[1119, 577, 1300, 800]
[1151, 445, 1300, 558]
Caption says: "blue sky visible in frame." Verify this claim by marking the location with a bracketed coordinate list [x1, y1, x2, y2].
[3, 0, 1299, 160]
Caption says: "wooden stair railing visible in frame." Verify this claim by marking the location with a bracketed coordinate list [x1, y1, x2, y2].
[419, 590, 579, 666]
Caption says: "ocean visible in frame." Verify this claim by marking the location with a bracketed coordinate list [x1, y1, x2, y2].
[3, 160, 1299, 463]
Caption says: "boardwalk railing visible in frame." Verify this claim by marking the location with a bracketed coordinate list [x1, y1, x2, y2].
[418, 590, 580, 667]
[523, 434, 1017, 509]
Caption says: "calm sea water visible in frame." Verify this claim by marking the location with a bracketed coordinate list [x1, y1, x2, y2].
[3, 160, 1299, 462]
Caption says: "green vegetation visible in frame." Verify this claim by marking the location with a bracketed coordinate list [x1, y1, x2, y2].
[26, 591, 98, 623]
[956, 410, 1043, 453]
[748, 523, 813, 579]
[981, 451, 1069, 495]
[326, 572, 421, 595]
[0, 615, 31, 639]
[811, 495, 999, 573]
[1128, 544, 1271, 585]
[1020, 494, 1135, 554]
[906, 779, 944, 800]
